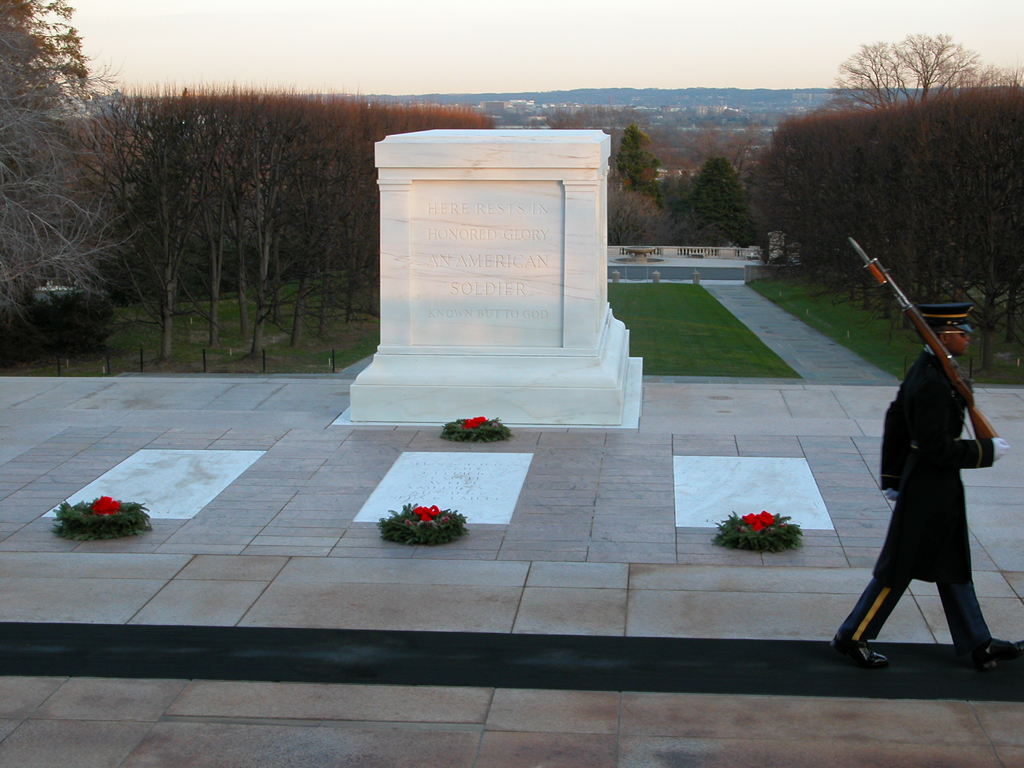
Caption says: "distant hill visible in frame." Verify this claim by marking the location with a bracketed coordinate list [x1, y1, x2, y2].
[369, 87, 833, 112]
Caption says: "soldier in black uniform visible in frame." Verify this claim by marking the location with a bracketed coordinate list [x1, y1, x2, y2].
[832, 303, 1018, 670]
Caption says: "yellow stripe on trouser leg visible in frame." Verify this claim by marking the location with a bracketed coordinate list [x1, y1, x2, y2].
[852, 587, 891, 641]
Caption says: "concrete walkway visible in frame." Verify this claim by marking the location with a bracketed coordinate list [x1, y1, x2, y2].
[703, 284, 898, 385]
[2, 374, 1024, 766]
[6, 676, 1024, 767]
[1, 300, 1023, 765]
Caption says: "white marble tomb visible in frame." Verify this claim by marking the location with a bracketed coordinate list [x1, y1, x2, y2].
[45, 449, 264, 520]
[353, 452, 534, 525]
[673, 456, 833, 530]
[349, 130, 638, 426]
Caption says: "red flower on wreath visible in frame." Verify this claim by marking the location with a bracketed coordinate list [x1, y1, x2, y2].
[413, 505, 442, 522]
[462, 416, 487, 430]
[92, 496, 121, 516]
[742, 511, 775, 532]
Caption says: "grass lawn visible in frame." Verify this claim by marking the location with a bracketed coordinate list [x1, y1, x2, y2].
[5, 283, 799, 379]
[607, 283, 798, 377]
[1, 296, 380, 377]
[748, 276, 1024, 384]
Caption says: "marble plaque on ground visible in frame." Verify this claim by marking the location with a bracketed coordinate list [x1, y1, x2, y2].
[673, 456, 833, 530]
[354, 452, 533, 524]
[45, 449, 264, 520]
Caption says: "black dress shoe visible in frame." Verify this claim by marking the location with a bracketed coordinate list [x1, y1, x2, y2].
[972, 638, 1024, 670]
[831, 633, 889, 668]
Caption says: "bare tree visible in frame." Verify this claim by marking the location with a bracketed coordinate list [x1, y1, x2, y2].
[84, 89, 492, 360]
[86, 93, 213, 360]
[176, 94, 235, 348]
[544, 106, 639, 132]
[835, 34, 980, 108]
[754, 88, 1024, 371]
[988, 65, 1024, 88]
[834, 41, 906, 108]
[0, 1, 107, 317]
[897, 34, 980, 100]
[236, 94, 307, 357]
[674, 124, 765, 179]
[607, 187, 661, 246]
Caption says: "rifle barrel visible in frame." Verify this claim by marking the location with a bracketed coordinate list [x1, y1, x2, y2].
[847, 237, 998, 440]
[848, 237, 872, 266]
[849, 238, 890, 284]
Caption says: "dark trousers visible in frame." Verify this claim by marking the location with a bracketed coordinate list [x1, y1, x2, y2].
[838, 576, 990, 656]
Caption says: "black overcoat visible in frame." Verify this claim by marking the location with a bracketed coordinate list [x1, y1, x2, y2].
[874, 351, 994, 585]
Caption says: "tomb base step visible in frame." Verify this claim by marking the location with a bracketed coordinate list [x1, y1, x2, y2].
[347, 358, 642, 428]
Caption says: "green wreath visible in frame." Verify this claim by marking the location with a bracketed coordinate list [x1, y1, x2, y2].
[440, 416, 511, 442]
[378, 503, 469, 545]
[52, 496, 152, 541]
[712, 511, 802, 553]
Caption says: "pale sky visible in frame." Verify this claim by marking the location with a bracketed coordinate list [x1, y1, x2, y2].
[71, 0, 1023, 95]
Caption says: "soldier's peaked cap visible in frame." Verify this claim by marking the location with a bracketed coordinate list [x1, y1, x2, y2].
[917, 303, 973, 332]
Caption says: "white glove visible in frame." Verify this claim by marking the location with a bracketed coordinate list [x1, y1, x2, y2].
[993, 438, 1011, 462]
[882, 488, 899, 502]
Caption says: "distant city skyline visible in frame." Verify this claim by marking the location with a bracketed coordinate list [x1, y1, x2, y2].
[72, 0, 1023, 95]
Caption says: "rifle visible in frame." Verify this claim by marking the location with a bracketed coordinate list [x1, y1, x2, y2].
[849, 237, 998, 440]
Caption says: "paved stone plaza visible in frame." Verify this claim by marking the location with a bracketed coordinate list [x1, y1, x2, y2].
[2, 285, 1024, 766]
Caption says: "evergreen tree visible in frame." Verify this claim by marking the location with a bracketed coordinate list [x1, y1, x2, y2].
[689, 157, 753, 246]
[614, 123, 662, 205]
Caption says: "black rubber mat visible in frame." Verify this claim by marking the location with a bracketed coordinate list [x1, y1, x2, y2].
[3, 623, 1023, 701]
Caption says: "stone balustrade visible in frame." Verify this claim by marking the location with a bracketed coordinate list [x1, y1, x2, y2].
[614, 245, 763, 261]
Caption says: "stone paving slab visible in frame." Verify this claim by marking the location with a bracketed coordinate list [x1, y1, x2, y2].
[166, 680, 492, 722]
[619, 738, 1004, 768]
[119, 722, 480, 768]
[1, 676, 1022, 768]
[128, 580, 271, 626]
[4, 401, 1019, 571]
[0, 577, 170, 623]
[0, 552, 191, 579]
[1, 361, 1023, 764]
[619, 691, 991, 743]
[512, 586, 628, 635]
[625, 588, 935, 642]
[32, 678, 187, 722]
[0, 719, 154, 768]
[237, 582, 525, 633]
[5, 554, 1024, 645]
